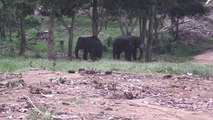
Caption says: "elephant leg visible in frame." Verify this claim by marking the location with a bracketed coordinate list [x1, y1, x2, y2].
[117, 51, 121, 60]
[89, 49, 95, 60]
[138, 48, 143, 60]
[125, 52, 127, 60]
[132, 48, 137, 61]
[75, 48, 80, 59]
[113, 53, 116, 59]
[113, 50, 116, 59]
[83, 49, 88, 60]
[125, 50, 131, 61]
[126, 52, 132, 61]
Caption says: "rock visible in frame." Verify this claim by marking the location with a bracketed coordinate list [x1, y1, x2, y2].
[78, 68, 85, 73]
[19, 115, 25, 120]
[105, 71, 112, 75]
[124, 91, 135, 100]
[163, 75, 173, 79]
[17, 108, 28, 113]
[68, 70, 75, 74]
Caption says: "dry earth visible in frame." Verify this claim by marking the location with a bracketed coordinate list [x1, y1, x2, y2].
[193, 50, 213, 63]
[0, 69, 213, 120]
[192, 43, 213, 64]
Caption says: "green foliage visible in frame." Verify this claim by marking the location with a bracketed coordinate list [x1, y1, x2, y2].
[170, 0, 205, 18]
[103, 0, 154, 17]
[25, 15, 40, 27]
[0, 47, 18, 57]
[75, 15, 92, 27]
[155, 33, 197, 57]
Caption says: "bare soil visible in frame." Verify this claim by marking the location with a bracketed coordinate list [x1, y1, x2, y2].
[0, 69, 213, 120]
[193, 50, 213, 63]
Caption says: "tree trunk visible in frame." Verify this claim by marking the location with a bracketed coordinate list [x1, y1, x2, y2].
[61, 15, 76, 60]
[174, 17, 179, 41]
[140, 17, 147, 59]
[92, 0, 98, 37]
[0, 22, 2, 39]
[139, 18, 142, 36]
[68, 16, 75, 59]
[129, 18, 139, 35]
[9, 23, 12, 41]
[19, 16, 26, 56]
[141, 17, 147, 42]
[153, 9, 158, 46]
[9, 17, 12, 41]
[48, 13, 55, 60]
[145, 2, 156, 62]
[124, 14, 130, 35]
[40, 17, 45, 31]
[1, 23, 6, 39]
[171, 16, 175, 39]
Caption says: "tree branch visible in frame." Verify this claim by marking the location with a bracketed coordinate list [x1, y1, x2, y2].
[98, 7, 105, 34]
[130, 18, 139, 35]
[60, 16, 70, 31]
[80, 7, 92, 19]
[124, 14, 129, 35]
[117, 17, 125, 35]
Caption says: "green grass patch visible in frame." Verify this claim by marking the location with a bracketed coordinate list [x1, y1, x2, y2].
[0, 59, 28, 72]
[0, 58, 213, 77]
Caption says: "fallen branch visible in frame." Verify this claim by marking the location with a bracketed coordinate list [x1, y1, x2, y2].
[22, 95, 77, 119]
[160, 20, 191, 32]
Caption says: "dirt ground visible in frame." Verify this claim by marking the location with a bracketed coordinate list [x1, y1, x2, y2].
[193, 50, 213, 64]
[0, 69, 213, 120]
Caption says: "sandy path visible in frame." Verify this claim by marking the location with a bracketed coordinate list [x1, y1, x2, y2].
[193, 50, 213, 63]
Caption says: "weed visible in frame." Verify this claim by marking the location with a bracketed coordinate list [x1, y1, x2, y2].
[27, 105, 52, 120]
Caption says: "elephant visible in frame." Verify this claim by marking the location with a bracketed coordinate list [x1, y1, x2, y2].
[75, 36, 103, 60]
[112, 36, 144, 61]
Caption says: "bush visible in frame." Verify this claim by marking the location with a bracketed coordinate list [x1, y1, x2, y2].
[25, 15, 40, 27]
[155, 33, 197, 57]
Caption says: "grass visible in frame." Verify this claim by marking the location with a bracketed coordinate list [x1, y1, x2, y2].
[0, 57, 213, 77]
[0, 15, 213, 77]
[27, 105, 52, 120]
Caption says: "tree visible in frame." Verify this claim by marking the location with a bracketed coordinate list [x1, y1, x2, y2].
[103, 0, 150, 37]
[103, 0, 156, 61]
[35, 0, 59, 59]
[13, 0, 34, 55]
[81, 0, 107, 37]
[0, 0, 16, 40]
[58, 0, 88, 59]
[145, 0, 156, 62]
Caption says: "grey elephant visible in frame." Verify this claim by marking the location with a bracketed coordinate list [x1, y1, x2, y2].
[113, 36, 143, 61]
[75, 36, 103, 60]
